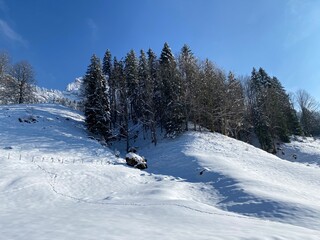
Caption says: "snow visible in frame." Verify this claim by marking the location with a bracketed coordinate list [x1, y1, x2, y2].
[1, 104, 320, 239]
[34, 86, 66, 103]
[65, 77, 83, 93]
[276, 136, 320, 167]
[34, 77, 83, 103]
